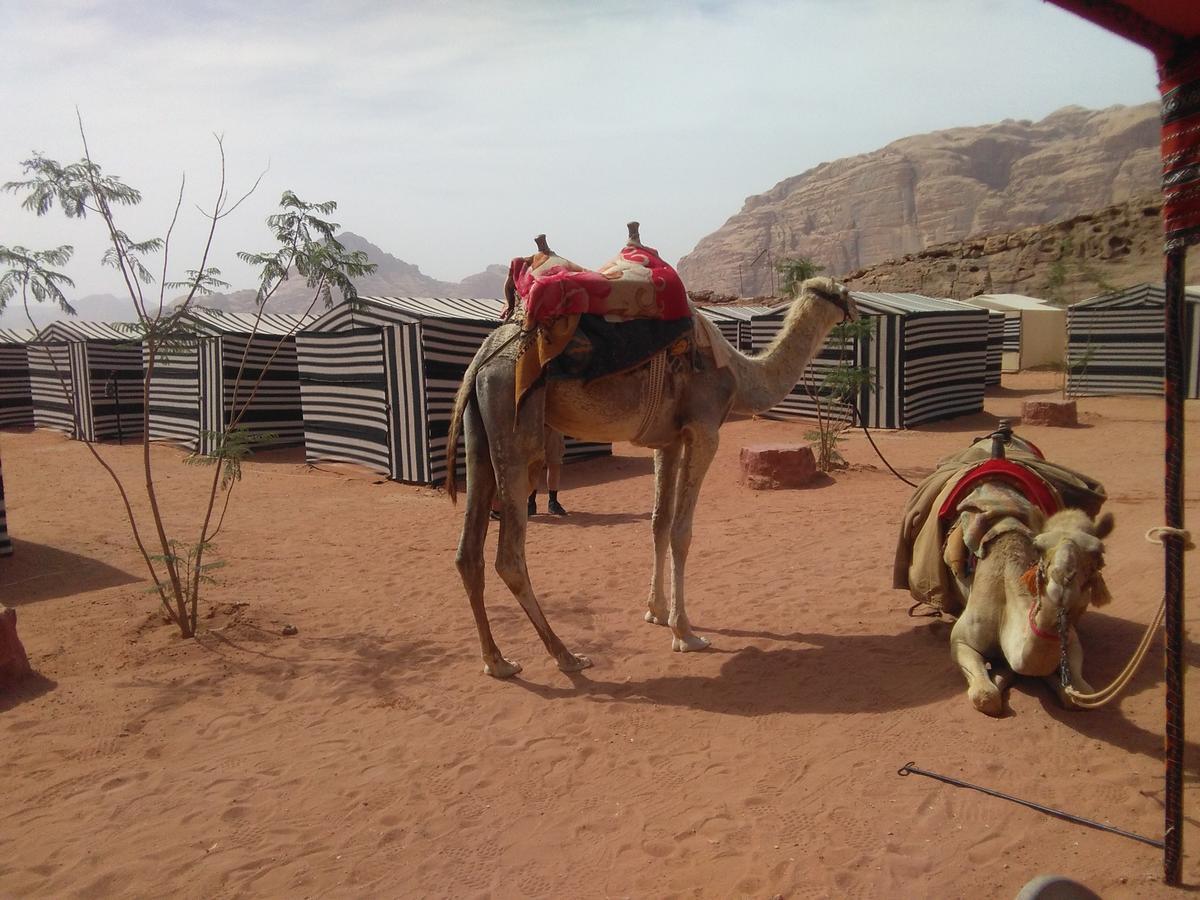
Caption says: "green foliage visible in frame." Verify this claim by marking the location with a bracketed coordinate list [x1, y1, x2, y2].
[775, 256, 824, 297]
[6, 138, 376, 640]
[238, 191, 376, 308]
[147, 540, 225, 631]
[184, 426, 279, 487]
[0, 244, 76, 314]
[4, 154, 143, 218]
[805, 316, 876, 472]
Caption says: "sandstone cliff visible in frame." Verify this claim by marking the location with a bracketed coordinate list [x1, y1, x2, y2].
[678, 103, 1161, 296]
[842, 195, 1200, 301]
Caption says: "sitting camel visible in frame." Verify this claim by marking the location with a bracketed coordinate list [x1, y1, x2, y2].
[446, 227, 856, 677]
[948, 497, 1114, 716]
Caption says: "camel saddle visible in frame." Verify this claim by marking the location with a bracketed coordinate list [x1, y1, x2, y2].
[893, 432, 1107, 616]
[508, 243, 694, 405]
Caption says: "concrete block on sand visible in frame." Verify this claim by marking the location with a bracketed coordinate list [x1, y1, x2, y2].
[740, 443, 818, 490]
[1022, 399, 1078, 427]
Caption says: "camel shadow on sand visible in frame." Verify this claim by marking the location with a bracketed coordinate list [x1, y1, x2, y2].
[509, 610, 1200, 776]
[0, 540, 141, 606]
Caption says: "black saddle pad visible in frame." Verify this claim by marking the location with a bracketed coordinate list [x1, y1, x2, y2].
[546, 314, 693, 382]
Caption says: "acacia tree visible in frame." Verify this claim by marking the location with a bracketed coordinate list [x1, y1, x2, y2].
[3, 127, 375, 637]
[775, 256, 825, 298]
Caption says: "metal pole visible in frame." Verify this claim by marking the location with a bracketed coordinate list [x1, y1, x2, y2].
[1162, 245, 1186, 885]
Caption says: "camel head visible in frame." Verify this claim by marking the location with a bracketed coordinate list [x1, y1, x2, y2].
[1029, 509, 1115, 624]
[797, 276, 858, 323]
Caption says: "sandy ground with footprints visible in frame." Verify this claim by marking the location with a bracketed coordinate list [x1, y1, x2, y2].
[1, 372, 1198, 898]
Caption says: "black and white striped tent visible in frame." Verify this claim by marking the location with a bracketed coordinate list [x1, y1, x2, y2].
[297, 297, 612, 484]
[0, 327, 37, 428]
[1067, 283, 1200, 398]
[29, 321, 143, 441]
[748, 292, 989, 428]
[695, 305, 772, 352]
[984, 311, 1004, 386]
[147, 309, 314, 454]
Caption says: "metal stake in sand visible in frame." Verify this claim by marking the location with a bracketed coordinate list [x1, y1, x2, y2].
[897, 762, 1163, 849]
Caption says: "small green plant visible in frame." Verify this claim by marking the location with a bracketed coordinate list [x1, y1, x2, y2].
[803, 317, 875, 471]
[775, 256, 824, 297]
[3, 122, 375, 637]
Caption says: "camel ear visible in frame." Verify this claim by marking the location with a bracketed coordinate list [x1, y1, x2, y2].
[1088, 571, 1113, 607]
[1093, 512, 1115, 539]
[1034, 532, 1055, 552]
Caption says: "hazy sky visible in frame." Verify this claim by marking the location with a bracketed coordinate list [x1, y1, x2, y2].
[1, 0, 1158, 316]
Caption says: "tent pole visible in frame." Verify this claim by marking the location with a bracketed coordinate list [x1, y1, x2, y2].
[1162, 245, 1186, 886]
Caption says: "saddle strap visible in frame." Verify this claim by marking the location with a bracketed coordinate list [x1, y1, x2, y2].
[633, 350, 668, 444]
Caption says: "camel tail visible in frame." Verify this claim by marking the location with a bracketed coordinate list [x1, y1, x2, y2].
[444, 351, 481, 504]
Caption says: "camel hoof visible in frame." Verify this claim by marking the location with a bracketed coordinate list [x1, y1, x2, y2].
[671, 634, 710, 653]
[557, 653, 593, 673]
[483, 657, 522, 678]
[969, 685, 1003, 717]
[644, 609, 669, 626]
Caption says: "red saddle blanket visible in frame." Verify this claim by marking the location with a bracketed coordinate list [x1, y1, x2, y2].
[509, 244, 690, 326]
[509, 243, 692, 406]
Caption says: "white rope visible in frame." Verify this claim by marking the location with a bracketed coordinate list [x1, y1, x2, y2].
[1063, 525, 1191, 708]
[1146, 526, 1194, 550]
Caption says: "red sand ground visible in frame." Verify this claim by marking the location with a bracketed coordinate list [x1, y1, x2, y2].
[1, 373, 1197, 898]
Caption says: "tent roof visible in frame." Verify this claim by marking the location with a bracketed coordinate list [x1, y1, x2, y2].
[1074, 282, 1200, 309]
[695, 304, 776, 322]
[0, 327, 38, 344]
[961, 293, 1063, 312]
[185, 308, 315, 336]
[34, 320, 137, 342]
[306, 296, 506, 330]
[850, 291, 981, 315]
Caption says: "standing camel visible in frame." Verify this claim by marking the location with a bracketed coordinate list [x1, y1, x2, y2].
[446, 229, 856, 677]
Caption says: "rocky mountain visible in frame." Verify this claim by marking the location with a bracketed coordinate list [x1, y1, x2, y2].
[0, 292, 133, 329]
[176, 232, 507, 315]
[842, 194, 1200, 302]
[678, 103, 1162, 296]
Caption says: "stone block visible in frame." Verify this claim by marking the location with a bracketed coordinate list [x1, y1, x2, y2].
[740, 443, 819, 490]
[1021, 399, 1078, 427]
[0, 605, 33, 686]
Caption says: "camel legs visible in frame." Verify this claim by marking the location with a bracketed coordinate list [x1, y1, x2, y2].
[950, 621, 1004, 716]
[479, 380, 592, 676]
[645, 441, 682, 627]
[666, 426, 718, 652]
[454, 398, 522, 677]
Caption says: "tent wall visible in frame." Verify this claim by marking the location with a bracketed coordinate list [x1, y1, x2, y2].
[1017, 309, 1067, 370]
[985, 313, 1004, 385]
[298, 297, 611, 486]
[28, 343, 84, 435]
[901, 312, 987, 425]
[201, 335, 306, 454]
[0, 341, 33, 427]
[747, 296, 984, 428]
[146, 331, 307, 454]
[1067, 285, 1200, 397]
[78, 342, 144, 441]
[146, 343, 201, 445]
[297, 330, 397, 475]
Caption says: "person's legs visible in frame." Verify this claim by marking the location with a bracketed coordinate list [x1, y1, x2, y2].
[544, 427, 568, 516]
